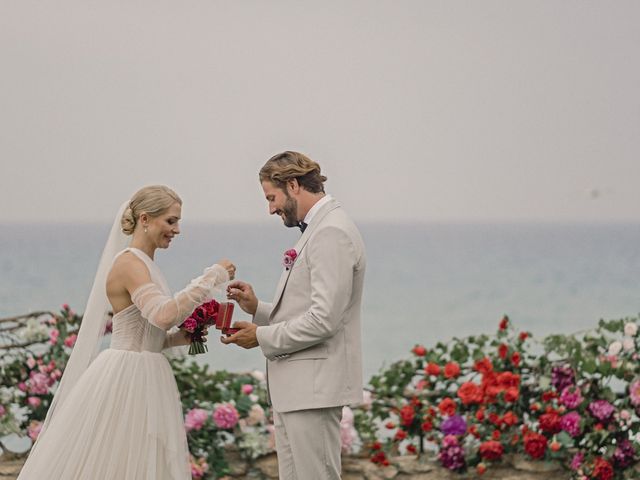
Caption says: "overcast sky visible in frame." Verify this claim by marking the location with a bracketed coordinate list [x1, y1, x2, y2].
[1, 1, 639, 224]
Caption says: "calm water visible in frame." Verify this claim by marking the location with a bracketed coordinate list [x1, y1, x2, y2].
[1, 222, 639, 379]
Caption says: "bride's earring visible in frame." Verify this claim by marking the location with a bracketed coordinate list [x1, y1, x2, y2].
[144, 225, 148, 234]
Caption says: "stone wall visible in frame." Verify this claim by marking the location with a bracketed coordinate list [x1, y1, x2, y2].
[1, 451, 573, 480]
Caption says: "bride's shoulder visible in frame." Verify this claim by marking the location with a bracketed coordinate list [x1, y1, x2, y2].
[109, 251, 149, 282]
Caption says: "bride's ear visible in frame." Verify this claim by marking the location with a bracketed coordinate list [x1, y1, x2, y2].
[139, 212, 149, 227]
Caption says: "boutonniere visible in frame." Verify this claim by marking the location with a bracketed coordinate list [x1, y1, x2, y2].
[283, 249, 298, 270]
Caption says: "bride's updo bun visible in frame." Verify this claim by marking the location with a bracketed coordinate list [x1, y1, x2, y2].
[121, 185, 182, 236]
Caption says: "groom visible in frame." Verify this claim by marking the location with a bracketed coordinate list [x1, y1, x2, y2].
[223, 151, 366, 479]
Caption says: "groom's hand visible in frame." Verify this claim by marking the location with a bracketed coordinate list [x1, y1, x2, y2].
[226, 281, 258, 315]
[221, 321, 259, 349]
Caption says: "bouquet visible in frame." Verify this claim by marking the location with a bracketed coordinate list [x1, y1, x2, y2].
[179, 299, 236, 355]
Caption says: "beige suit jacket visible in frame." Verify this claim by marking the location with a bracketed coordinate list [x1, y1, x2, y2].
[254, 198, 366, 413]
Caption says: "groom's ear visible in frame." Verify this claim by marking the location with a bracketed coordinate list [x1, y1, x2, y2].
[287, 179, 300, 194]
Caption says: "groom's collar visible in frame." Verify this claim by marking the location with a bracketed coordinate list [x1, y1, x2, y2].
[303, 194, 332, 226]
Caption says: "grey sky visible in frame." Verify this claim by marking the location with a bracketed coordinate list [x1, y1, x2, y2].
[1, 1, 639, 223]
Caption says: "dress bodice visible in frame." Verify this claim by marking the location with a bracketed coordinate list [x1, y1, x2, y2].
[109, 248, 171, 353]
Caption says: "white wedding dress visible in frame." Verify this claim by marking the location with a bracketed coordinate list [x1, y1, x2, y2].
[18, 247, 228, 480]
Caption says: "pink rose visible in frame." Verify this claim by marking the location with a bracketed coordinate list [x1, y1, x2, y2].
[18, 382, 28, 392]
[213, 403, 239, 429]
[182, 317, 198, 333]
[27, 397, 42, 408]
[64, 333, 78, 348]
[27, 420, 42, 441]
[26, 357, 36, 369]
[241, 384, 254, 395]
[0, 405, 6, 417]
[29, 372, 52, 395]
[283, 249, 298, 270]
[49, 329, 60, 345]
[184, 408, 209, 432]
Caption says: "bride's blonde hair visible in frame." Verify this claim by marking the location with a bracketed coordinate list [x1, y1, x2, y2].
[121, 185, 182, 235]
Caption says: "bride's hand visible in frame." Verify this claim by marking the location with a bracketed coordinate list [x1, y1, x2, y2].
[217, 259, 236, 280]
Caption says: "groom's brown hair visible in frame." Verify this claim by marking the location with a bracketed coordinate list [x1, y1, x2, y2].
[259, 151, 327, 194]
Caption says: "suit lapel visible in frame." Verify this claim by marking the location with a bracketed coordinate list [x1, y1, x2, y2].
[270, 198, 340, 316]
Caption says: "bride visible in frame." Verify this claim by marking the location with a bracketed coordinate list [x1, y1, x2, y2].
[18, 185, 236, 479]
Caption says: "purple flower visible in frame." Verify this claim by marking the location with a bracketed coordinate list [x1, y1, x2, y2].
[440, 415, 467, 436]
[630, 379, 640, 407]
[438, 435, 465, 471]
[551, 365, 575, 393]
[559, 386, 583, 409]
[588, 400, 615, 423]
[560, 411, 582, 437]
[570, 451, 584, 471]
[613, 439, 636, 468]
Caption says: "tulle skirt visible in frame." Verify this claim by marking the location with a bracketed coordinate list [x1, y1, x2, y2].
[17, 349, 190, 480]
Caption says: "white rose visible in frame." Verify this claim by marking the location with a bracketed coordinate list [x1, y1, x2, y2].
[251, 370, 266, 382]
[623, 338, 635, 352]
[624, 322, 638, 337]
[608, 341, 623, 356]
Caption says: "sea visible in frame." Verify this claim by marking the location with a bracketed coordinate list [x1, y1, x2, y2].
[1, 222, 639, 379]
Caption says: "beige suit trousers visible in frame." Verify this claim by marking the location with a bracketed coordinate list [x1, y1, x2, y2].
[273, 407, 343, 480]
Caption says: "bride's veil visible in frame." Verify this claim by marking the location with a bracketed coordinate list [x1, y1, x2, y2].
[35, 201, 130, 444]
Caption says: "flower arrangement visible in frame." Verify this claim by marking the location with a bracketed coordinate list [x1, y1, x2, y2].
[359, 315, 640, 478]
[282, 249, 297, 270]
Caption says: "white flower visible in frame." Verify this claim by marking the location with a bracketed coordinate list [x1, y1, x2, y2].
[251, 370, 266, 383]
[608, 341, 623, 356]
[622, 338, 635, 352]
[360, 390, 373, 410]
[624, 322, 638, 337]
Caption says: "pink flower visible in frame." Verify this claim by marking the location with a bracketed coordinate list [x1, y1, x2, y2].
[241, 384, 254, 395]
[560, 386, 583, 409]
[28, 372, 52, 395]
[27, 420, 42, 441]
[247, 404, 265, 426]
[622, 338, 635, 352]
[51, 369, 62, 381]
[0, 405, 6, 417]
[283, 249, 298, 270]
[212, 403, 239, 429]
[182, 317, 198, 333]
[49, 329, 60, 345]
[340, 406, 358, 453]
[27, 397, 42, 408]
[630, 379, 640, 406]
[560, 411, 582, 437]
[184, 408, 209, 432]
[18, 382, 28, 392]
[26, 357, 36, 369]
[64, 333, 77, 348]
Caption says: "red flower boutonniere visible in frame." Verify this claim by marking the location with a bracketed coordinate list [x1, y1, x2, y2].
[283, 249, 298, 270]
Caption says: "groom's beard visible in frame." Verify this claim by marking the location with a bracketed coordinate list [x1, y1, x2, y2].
[279, 194, 299, 228]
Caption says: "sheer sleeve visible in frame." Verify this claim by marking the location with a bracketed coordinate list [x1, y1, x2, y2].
[131, 264, 229, 331]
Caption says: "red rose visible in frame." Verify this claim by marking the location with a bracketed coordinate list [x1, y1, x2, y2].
[488, 413, 502, 426]
[479, 440, 504, 461]
[519, 332, 529, 342]
[385, 421, 395, 429]
[541, 391, 557, 402]
[492, 430, 501, 441]
[399, 405, 415, 427]
[511, 351, 521, 367]
[407, 444, 417, 454]
[425, 363, 441, 376]
[592, 457, 614, 480]
[498, 344, 508, 359]
[444, 362, 461, 379]
[411, 344, 426, 356]
[497, 372, 520, 389]
[502, 411, 518, 426]
[438, 397, 457, 416]
[477, 463, 487, 475]
[394, 429, 407, 441]
[476, 407, 485, 421]
[474, 357, 493, 375]
[523, 432, 547, 460]
[371, 442, 382, 451]
[504, 387, 520, 403]
[421, 421, 433, 432]
[469, 425, 480, 438]
[499, 315, 509, 330]
[539, 412, 561, 434]
[457, 382, 484, 405]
